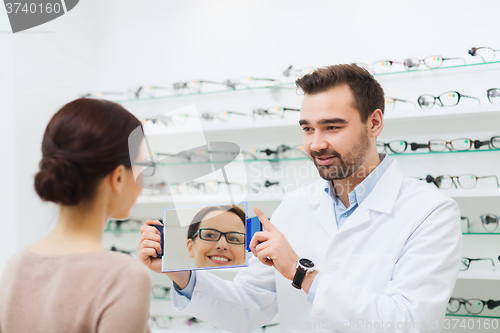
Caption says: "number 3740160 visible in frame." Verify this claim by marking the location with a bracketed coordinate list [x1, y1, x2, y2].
[444, 318, 499, 330]
[5, 2, 62, 14]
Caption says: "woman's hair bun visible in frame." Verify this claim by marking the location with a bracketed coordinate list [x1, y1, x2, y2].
[34, 154, 86, 206]
[34, 98, 142, 206]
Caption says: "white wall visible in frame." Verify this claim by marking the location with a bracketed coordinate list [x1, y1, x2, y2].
[0, 0, 100, 274]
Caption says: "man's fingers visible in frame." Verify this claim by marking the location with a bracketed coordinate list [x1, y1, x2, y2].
[141, 224, 160, 236]
[253, 206, 276, 232]
[146, 219, 163, 226]
[249, 231, 271, 256]
[139, 239, 162, 255]
[140, 231, 161, 244]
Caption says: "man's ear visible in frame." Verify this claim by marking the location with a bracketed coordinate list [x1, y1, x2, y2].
[369, 109, 384, 138]
[186, 239, 195, 258]
[109, 165, 126, 193]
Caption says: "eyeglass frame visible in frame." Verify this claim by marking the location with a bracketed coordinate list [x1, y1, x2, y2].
[417, 91, 481, 109]
[468, 46, 500, 63]
[402, 55, 465, 71]
[191, 228, 246, 245]
[447, 297, 488, 314]
[461, 215, 500, 233]
[376, 140, 409, 154]
[410, 138, 474, 152]
[487, 88, 500, 104]
[384, 98, 416, 111]
[424, 174, 500, 190]
[252, 107, 301, 120]
[474, 136, 500, 150]
[460, 257, 495, 271]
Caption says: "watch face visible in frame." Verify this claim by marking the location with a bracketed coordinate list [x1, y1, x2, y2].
[299, 258, 314, 268]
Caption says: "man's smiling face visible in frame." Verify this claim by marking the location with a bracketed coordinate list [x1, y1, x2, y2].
[299, 84, 372, 181]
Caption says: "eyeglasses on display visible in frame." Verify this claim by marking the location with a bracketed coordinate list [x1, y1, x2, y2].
[192, 228, 246, 245]
[106, 218, 142, 231]
[460, 257, 496, 271]
[149, 315, 173, 329]
[376, 140, 409, 154]
[487, 88, 500, 104]
[253, 144, 308, 159]
[110, 246, 138, 259]
[461, 214, 500, 233]
[422, 174, 500, 190]
[282, 65, 315, 77]
[252, 107, 301, 120]
[370, 60, 405, 74]
[384, 98, 416, 111]
[417, 91, 481, 109]
[152, 285, 171, 299]
[473, 136, 500, 150]
[410, 138, 474, 152]
[447, 298, 488, 315]
[468, 46, 500, 63]
[249, 180, 283, 194]
[200, 110, 251, 122]
[403, 55, 465, 71]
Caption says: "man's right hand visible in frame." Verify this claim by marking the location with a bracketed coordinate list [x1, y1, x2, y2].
[137, 220, 191, 289]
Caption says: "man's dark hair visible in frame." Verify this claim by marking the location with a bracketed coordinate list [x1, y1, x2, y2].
[295, 64, 385, 123]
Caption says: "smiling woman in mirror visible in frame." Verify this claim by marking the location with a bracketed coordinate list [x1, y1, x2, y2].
[186, 205, 246, 267]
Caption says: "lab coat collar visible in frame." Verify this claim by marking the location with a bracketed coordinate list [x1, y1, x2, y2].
[306, 160, 404, 234]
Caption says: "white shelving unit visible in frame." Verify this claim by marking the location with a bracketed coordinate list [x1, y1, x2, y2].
[101, 60, 500, 330]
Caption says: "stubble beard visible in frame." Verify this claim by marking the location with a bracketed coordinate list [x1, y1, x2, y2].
[311, 129, 371, 181]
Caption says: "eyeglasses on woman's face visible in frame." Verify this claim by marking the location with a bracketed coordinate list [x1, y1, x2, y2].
[192, 228, 245, 245]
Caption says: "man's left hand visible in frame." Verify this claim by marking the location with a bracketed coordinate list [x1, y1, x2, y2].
[249, 206, 299, 281]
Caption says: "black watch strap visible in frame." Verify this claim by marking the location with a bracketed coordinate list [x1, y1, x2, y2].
[292, 266, 307, 289]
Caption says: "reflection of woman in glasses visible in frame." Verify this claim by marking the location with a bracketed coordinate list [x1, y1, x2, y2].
[0, 99, 151, 332]
[186, 205, 246, 267]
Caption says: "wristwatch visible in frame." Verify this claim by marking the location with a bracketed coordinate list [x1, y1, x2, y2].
[292, 258, 315, 289]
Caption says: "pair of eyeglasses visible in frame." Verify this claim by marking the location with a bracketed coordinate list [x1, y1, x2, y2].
[253, 144, 307, 159]
[106, 218, 142, 231]
[200, 148, 258, 161]
[461, 214, 500, 233]
[192, 228, 245, 245]
[474, 136, 500, 150]
[282, 65, 315, 77]
[384, 98, 416, 111]
[410, 138, 474, 152]
[447, 298, 489, 315]
[423, 174, 500, 190]
[377, 140, 409, 154]
[460, 257, 495, 271]
[468, 46, 500, 63]
[487, 88, 500, 104]
[110, 246, 138, 259]
[252, 107, 300, 120]
[144, 113, 198, 127]
[417, 91, 481, 108]
[249, 180, 284, 194]
[200, 111, 251, 122]
[402, 55, 465, 71]
[152, 285, 171, 299]
[149, 315, 173, 329]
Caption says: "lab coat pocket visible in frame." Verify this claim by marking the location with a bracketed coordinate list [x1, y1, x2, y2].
[344, 254, 394, 294]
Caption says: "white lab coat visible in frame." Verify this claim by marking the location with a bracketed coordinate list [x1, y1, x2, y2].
[172, 160, 462, 332]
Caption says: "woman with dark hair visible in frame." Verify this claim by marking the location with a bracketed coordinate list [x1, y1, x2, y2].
[186, 205, 246, 267]
[0, 99, 151, 333]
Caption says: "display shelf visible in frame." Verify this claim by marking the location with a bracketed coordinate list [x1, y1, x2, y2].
[385, 148, 500, 157]
[439, 189, 500, 198]
[373, 60, 500, 78]
[446, 313, 500, 319]
[136, 193, 286, 204]
[104, 61, 500, 105]
[457, 271, 500, 280]
[152, 297, 171, 301]
[462, 232, 500, 235]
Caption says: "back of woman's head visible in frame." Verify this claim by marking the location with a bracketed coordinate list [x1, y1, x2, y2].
[34, 98, 142, 206]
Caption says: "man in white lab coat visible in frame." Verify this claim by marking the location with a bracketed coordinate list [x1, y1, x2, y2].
[138, 64, 462, 332]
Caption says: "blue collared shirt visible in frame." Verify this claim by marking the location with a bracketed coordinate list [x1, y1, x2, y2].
[176, 154, 393, 306]
[307, 154, 393, 303]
